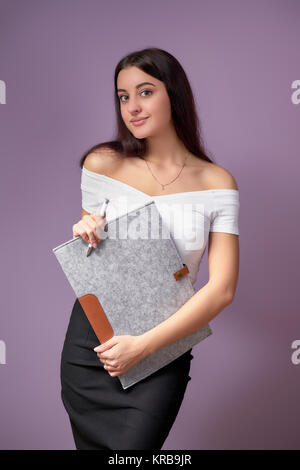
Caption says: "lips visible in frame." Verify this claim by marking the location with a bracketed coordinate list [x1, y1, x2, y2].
[131, 117, 149, 123]
[130, 116, 149, 126]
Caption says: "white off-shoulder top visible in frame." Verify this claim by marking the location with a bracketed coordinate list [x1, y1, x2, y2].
[81, 167, 240, 287]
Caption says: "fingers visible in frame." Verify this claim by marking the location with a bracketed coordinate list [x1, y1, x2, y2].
[73, 220, 97, 246]
[72, 213, 106, 247]
[91, 212, 107, 240]
[96, 353, 120, 376]
[101, 359, 118, 370]
[96, 353, 118, 369]
[83, 216, 101, 244]
[103, 363, 117, 370]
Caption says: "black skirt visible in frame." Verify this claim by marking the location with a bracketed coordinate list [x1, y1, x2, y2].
[60, 298, 194, 450]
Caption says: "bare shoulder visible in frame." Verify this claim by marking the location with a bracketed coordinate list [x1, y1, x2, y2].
[201, 161, 239, 190]
[83, 147, 122, 176]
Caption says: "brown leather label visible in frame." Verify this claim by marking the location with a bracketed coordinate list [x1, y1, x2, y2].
[78, 293, 114, 344]
[173, 264, 189, 281]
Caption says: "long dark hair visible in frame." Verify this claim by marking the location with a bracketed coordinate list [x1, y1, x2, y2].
[79, 47, 214, 168]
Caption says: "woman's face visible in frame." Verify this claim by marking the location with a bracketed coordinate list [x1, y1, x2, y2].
[117, 66, 172, 139]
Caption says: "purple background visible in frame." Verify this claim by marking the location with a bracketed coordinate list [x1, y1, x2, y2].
[0, 0, 299, 450]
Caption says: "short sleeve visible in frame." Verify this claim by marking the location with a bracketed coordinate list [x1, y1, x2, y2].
[81, 168, 105, 213]
[210, 190, 240, 235]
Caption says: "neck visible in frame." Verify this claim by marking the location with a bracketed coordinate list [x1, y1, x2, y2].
[144, 126, 189, 167]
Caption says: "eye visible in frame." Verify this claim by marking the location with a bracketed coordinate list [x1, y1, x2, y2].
[119, 94, 128, 102]
[118, 89, 153, 102]
[140, 89, 152, 97]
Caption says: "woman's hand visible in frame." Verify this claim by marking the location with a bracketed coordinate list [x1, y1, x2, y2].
[93, 335, 148, 377]
[72, 212, 106, 248]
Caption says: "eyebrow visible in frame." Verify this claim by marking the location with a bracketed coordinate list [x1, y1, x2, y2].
[117, 82, 156, 93]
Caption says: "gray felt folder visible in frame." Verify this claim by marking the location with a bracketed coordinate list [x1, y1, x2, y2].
[52, 200, 212, 390]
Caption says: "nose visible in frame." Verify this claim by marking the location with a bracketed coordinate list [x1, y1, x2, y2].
[126, 96, 142, 115]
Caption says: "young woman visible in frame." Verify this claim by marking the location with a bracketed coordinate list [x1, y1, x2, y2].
[60, 47, 240, 450]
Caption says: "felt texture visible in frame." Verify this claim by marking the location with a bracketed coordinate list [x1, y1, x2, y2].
[53, 201, 212, 390]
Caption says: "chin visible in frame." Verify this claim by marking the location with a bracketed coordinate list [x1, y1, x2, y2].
[132, 130, 152, 139]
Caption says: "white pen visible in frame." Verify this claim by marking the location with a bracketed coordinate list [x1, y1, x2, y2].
[86, 198, 110, 257]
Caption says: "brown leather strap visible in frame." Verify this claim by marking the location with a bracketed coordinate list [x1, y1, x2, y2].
[173, 264, 189, 281]
[78, 293, 114, 344]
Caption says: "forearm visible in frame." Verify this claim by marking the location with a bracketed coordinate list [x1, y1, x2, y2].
[140, 281, 232, 356]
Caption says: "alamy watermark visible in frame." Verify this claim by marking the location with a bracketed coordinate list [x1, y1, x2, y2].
[0, 340, 6, 364]
[95, 198, 206, 251]
[0, 79, 6, 104]
[291, 339, 300, 365]
[291, 80, 300, 105]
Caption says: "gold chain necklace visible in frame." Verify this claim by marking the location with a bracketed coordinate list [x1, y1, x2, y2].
[143, 152, 189, 190]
